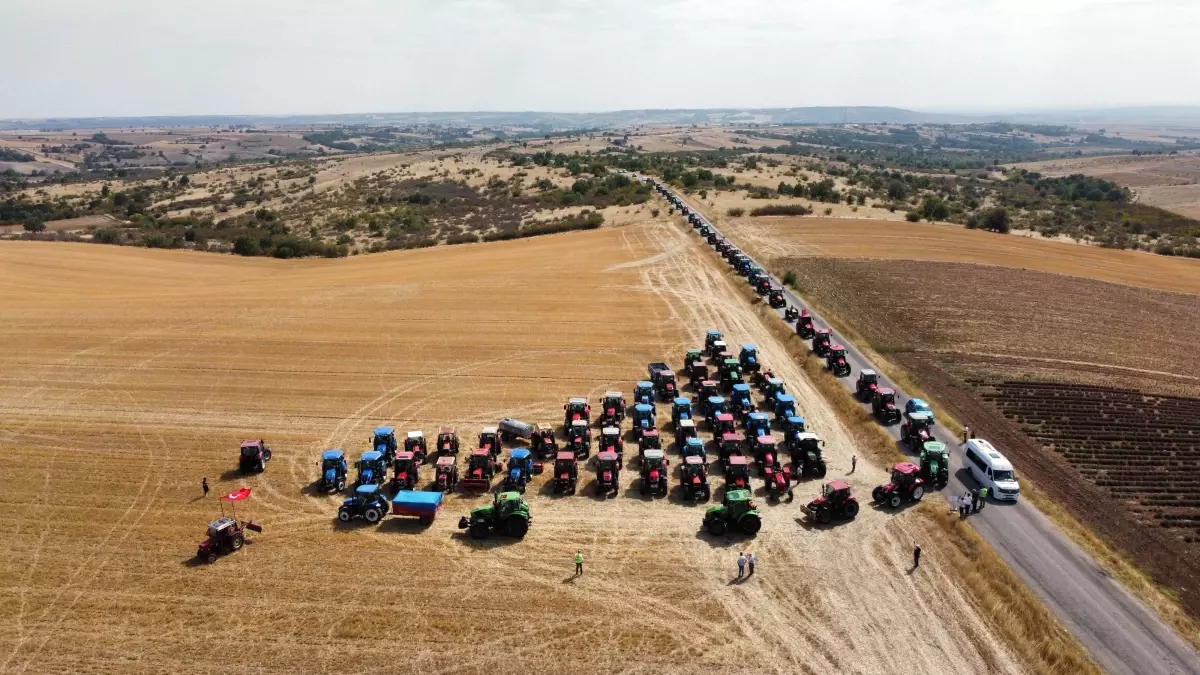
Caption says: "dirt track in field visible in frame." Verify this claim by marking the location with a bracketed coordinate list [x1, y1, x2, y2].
[0, 219, 1018, 674]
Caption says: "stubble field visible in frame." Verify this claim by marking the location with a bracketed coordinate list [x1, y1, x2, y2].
[0, 216, 1020, 674]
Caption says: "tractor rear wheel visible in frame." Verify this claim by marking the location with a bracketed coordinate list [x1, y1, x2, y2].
[469, 522, 489, 539]
[337, 508, 352, 522]
[505, 517, 529, 538]
[887, 493, 902, 508]
[706, 519, 726, 536]
[816, 508, 832, 525]
[843, 501, 860, 519]
[231, 534, 244, 550]
[910, 485, 925, 502]
[364, 508, 382, 524]
[739, 514, 762, 534]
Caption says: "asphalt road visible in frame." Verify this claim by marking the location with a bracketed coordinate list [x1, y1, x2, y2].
[651, 179, 1200, 675]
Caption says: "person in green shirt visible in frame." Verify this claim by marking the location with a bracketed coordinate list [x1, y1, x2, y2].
[979, 487, 989, 510]
[574, 551, 584, 575]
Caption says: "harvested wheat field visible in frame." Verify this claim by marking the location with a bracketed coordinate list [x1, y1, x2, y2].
[0, 219, 1026, 674]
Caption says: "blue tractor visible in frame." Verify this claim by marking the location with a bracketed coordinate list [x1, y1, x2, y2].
[355, 450, 388, 487]
[633, 381, 655, 407]
[671, 397, 693, 429]
[681, 436, 706, 461]
[704, 330, 724, 356]
[631, 403, 657, 438]
[730, 383, 754, 420]
[319, 449, 348, 493]
[739, 345, 760, 373]
[704, 396, 727, 429]
[502, 448, 542, 493]
[774, 393, 797, 422]
[782, 417, 808, 455]
[372, 425, 398, 464]
[337, 484, 390, 524]
[744, 413, 771, 449]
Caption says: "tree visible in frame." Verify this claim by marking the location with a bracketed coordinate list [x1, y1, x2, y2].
[233, 235, 261, 256]
[982, 207, 1009, 233]
[23, 217, 45, 232]
[887, 180, 907, 200]
[179, 175, 189, 186]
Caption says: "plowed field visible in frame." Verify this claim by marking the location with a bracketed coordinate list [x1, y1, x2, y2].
[0, 220, 1019, 674]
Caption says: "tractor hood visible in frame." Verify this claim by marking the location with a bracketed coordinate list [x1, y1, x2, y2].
[469, 505, 494, 520]
[704, 505, 726, 518]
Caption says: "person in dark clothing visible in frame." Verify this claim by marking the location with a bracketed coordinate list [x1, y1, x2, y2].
[202, 477, 209, 497]
[913, 545, 921, 569]
[971, 489, 980, 513]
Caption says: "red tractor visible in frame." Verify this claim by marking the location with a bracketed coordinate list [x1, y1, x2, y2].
[595, 451, 621, 497]
[688, 362, 710, 385]
[478, 426, 500, 457]
[553, 451, 578, 495]
[755, 277, 771, 295]
[567, 420, 592, 459]
[873, 388, 901, 425]
[872, 462, 926, 508]
[434, 456, 458, 492]
[724, 455, 752, 490]
[436, 427, 460, 456]
[768, 288, 786, 308]
[460, 449, 497, 491]
[855, 369, 879, 401]
[753, 435, 782, 474]
[763, 460, 793, 500]
[713, 412, 737, 439]
[803, 481, 860, 524]
[680, 455, 711, 502]
[826, 344, 851, 377]
[238, 439, 272, 474]
[638, 428, 662, 456]
[196, 516, 260, 564]
[390, 451, 419, 490]
[600, 391, 626, 427]
[530, 424, 558, 461]
[795, 310, 815, 339]
[811, 328, 832, 358]
[751, 366, 776, 389]
[404, 431, 428, 464]
[718, 432, 744, 469]
[599, 426, 623, 462]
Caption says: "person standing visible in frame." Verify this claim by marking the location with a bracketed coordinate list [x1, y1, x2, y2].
[850, 455, 857, 474]
[971, 489, 980, 513]
[574, 551, 584, 576]
[979, 487, 989, 511]
[747, 552, 756, 576]
[913, 544, 922, 569]
[962, 491, 972, 517]
[737, 552, 747, 579]
[202, 477, 209, 497]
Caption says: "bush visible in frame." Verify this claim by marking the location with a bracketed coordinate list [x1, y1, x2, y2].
[783, 270, 797, 287]
[233, 235, 261, 256]
[982, 207, 1010, 233]
[823, 207, 833, 216]
[92, 227, 121, 244]
[23, 217, 45, 233]
[727, 207, 745, 217]
[750, 204, 812, 217]
[965, 213, 980, 229]
[905, 211, 921, 222]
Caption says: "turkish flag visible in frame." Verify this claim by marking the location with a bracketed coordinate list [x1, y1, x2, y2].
[222, 487, 252, 501]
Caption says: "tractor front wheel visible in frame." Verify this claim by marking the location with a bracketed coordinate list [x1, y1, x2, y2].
[337, 508, 352, 523]
[706, 519, 726, 536]
[816, 508, 832, 525]
[739, 514, 762, 534]
[887, 493, 902, 509]
[505, 517, 529, 538]
[231, 534, 244, 551]
[469, 522, 489, 539]
[910, 485, 925, 502]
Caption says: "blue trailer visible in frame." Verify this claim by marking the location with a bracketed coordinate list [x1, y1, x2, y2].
[390, 490, 444, 526]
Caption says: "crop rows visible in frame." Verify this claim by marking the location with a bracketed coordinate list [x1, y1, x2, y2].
[979, 381, 1200, 540]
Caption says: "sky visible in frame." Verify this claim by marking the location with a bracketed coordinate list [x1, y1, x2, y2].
[2, 0, 1198, 118]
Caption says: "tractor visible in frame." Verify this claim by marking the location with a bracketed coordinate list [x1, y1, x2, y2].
[811, 328, 832, 357]
[530, 424, 558, 461]
[720, 359, 743, 390]
[906, 398, 935, 425]
[458, 491, 532, 539]
[773, 393, 797, 423]
[688, 361, 710, 385]
[803, 481, 860, 524]
[594, 451, 621, 497]
[633, 381, 656, 407]
[680, 455, 711, 502]
[355, 450, 388, 487]
[403, 431, 428, 464]
[371, 426, 397, 463]
[768, 288, 786, 308]
[724, 455, 752, 490]
[434, 456, 459, 492]
[638, 428, 662, 456]
[631, 403, 656, 440]
[436, 427, 460, 456]
[713, 412, 737, 439]
[697, 381, 720, 412]
[318, 449, 347, 493]
[787, 432, 827, 478]
[872, 388, 901, 425]
[710, 342, 729, 363]
[238, 439, 272, 474]
[920, 441, 950, 487]
[648, 363, 678, 400]
[826, 344, 851, 377]
[702, 489, 762, 535]
[743, 413, 771, 449]
[872, 462, 926, 508]
[699, 224, 711, 237]
[502, 448, 542, 493]
[674, 418, 697, 449]
[600, 391, 627, 427]
[599, 426, 623, 461]
[755, 277, 772, 295]
[784, 306, 800, 322]
[747, 269, 765, 287]
[478, 426, 500, 457]
[704, 329, 724, 356]
[719, 433, 744, 468]
[704, 396, 728, 430]
[460, 449, 497, 491]
[739, 345, 760, 373]
[753, 435, 783, 474]
[684, 349, 704, 372]
[390, 451, 420, 491]
[795, 310, 815, 339]
[568, 419, 593, 458]
[762, 377, 787, 407]
[681, 436, 706, 461]
[751, 366, 776, 389]
[783, 415, 807, 436]
[855, 369, 879, 402]
[338, 484, 391, 524]
[563, 397, 591, 428]
[671, 396, 693, 429]
[730, 383, 754, 420]
[763, 459, 792, 500]
[553, 451, 578, 495]
[639, 449, 669, 496]
[196, 516, 260, 563]
[900, 411, 935, 451]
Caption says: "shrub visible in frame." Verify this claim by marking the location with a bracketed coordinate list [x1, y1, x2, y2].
[232, 235, 261, 256]
[727, 207, 745, 217]
[92, 227, 121, 244]
[982, 207, 1010, 233]
[783, 270, 797, 287]
[905, 211, 921, 222]
[823, 207, 833, 216]
[750, 204, 811, 217]
[965, 213, 980, 229]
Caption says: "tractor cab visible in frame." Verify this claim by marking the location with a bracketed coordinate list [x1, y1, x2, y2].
[568, 420, 592, 458]
[784, 305, 800, 322]
[595, 451, 621, 497]
[796, 310, 815, 339]
[319, 449, 348, 492]
[205, 516, 238, 541]
[744, 413, 771, 446]
[674, 418, 698, 448]
[681, 455, 711, 502]
[704, 329, 724, 355]
[739, 345, 760, 372]
[855, 369, 879, 401]
[724, 455, 751, 489]
[671, 396, 693, 427]
[826, 344, 850, 377]
[355, 450, 388, 487]
[479, 426, 500, 457]
[564, 397, 591, 427]
[763, 377, 787, 405]
[654, 369, 677, 400]
[436, 427, 459, 456]
[681, 436, 706, 461]
[601, 391, 626, 425]
[391, 451, 419, 490]
[553, 451, 578, 495]
[503, 448, 542, 493]
[774, 393, 797, 421]
[639, 428, 662, 455]
[719, 432, 744, 466]
[434, 456, 458, 492]
[599, 426, 623, 461]
[704, 396, 727, 427]
[754, 435, 780, 470]
[631, 403, 656, 437]
[812, 328, 832, 357]
[688, 361, 710, 384]
[788, 432, 827, 478]
[239, 439, 271, 473]
[633, 381, 655, 407]
[768, 288, 786, 308]
[783, 415, 807, 435]
[901, 411, 935, 449]
[713, 412, 736, 439]
[719, 358, 743, 389]
[684, 349, 703, 370]
[730, 383, 753, 418]
[371, 426, 397, 463]
[920, 441, 950, 487]
[404, 430, 427, 463]
[462, 449, 497, 490]
[530, 424, 558, 460]
[698, 381, 720, 410]
[710, 340, 728, 360]
[873, 388, 901, 424]
[873, 462, 925, 508]
[639, 449, 669, 496]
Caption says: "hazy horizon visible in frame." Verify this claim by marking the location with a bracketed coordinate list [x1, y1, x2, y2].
[3, 0, 1198, 119]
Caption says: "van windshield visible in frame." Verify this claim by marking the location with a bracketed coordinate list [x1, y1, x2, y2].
[993, 469, 1016, 482]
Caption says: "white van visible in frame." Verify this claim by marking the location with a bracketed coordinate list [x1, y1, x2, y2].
[963, 439, 1020, 501]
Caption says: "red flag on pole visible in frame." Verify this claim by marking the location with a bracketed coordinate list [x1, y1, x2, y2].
[222, 487, 252, 501]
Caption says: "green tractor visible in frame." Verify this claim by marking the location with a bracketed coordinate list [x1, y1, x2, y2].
[702, 489, 762, 536]
[920, 441, 950, 487]
[457, 491, 531, 540]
